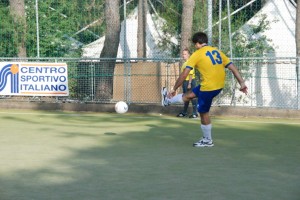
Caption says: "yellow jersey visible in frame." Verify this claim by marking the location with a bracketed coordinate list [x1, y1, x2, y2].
[181, 61, 195, 81]
[186, 46, 231, 91]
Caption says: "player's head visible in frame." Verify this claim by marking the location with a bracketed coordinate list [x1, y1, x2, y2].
[192, 32, 208, 46]
[182, 48, 190, 60]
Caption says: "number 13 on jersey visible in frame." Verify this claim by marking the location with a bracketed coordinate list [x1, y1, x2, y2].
[206, 50, 222, 65]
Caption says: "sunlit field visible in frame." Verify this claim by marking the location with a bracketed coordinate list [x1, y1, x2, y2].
[0, 109, 299, 200]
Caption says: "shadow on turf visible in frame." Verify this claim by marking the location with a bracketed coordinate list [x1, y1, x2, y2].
[1, 113, 300, 200]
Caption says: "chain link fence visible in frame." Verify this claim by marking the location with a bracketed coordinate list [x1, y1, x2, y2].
[0, 1, 299, 110]
[0, 57, 299, 110]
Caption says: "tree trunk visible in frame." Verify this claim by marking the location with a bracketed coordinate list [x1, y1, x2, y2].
[180, 0, 195, 54]
[95, 0, 120, 100]
[137, 0, 147, 58]
[9, 0, 26, 57]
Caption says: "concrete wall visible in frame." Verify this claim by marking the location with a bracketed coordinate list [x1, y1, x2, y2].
[0, 101, 299, 119]
[113, 62, 180, 103]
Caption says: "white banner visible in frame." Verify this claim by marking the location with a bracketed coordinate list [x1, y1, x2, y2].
[0, 62, 69, 96]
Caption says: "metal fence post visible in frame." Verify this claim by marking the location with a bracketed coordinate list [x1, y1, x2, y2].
[125, 59, 131, 104]
[297, 57, 300, 110]
[207, 0, 212, 45]
[35, 0, 40, 58]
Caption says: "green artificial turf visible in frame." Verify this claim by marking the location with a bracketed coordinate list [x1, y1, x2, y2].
[0, 110, 299, 200]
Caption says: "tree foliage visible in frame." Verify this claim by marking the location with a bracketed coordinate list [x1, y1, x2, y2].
[0, 2, 17, 57]
[25, 0, 105, 57]
[0, 0, 265, 58]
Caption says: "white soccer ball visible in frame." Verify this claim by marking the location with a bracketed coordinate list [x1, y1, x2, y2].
[115, 101, 128, 114]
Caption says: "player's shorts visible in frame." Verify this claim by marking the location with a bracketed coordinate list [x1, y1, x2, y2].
[192, 85, 222, 113]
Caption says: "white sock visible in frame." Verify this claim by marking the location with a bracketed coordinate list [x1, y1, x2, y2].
[201, 124, 212, 141]
[168, 94, 184, 104]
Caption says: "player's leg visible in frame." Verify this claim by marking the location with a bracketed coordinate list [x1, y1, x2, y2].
[189, 98, 198, 118]
[181, 101, 190, 115]
[177, 81, 189, 117]
[200, 112, 211, 125]
[161, 87, 196, 106]
[182, 81, 191, 114]
[189, 79, 198, 118]
[198, 112, 213, 142]
[183, 89, 196, 99]
[161, 87, 170, 106]
[193, 88, 222, 147]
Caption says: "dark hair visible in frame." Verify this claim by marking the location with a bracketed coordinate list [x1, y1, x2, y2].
[192, 32, 208, 44]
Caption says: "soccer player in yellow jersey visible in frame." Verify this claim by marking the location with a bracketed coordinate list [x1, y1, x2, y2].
[177, 48, 198, 118]
[161, 32, 248, 147]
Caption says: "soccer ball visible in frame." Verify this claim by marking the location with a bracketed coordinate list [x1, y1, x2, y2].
[115, 101, 128, 114]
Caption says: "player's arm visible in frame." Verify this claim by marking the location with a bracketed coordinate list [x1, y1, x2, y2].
[227, 63, 248, 94]
[169, 67, 191, 97]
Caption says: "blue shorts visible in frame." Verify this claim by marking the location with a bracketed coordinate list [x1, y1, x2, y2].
[192, 85, 222, 113]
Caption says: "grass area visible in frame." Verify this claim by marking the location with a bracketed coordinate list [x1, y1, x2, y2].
[0, 109, 300, 200]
